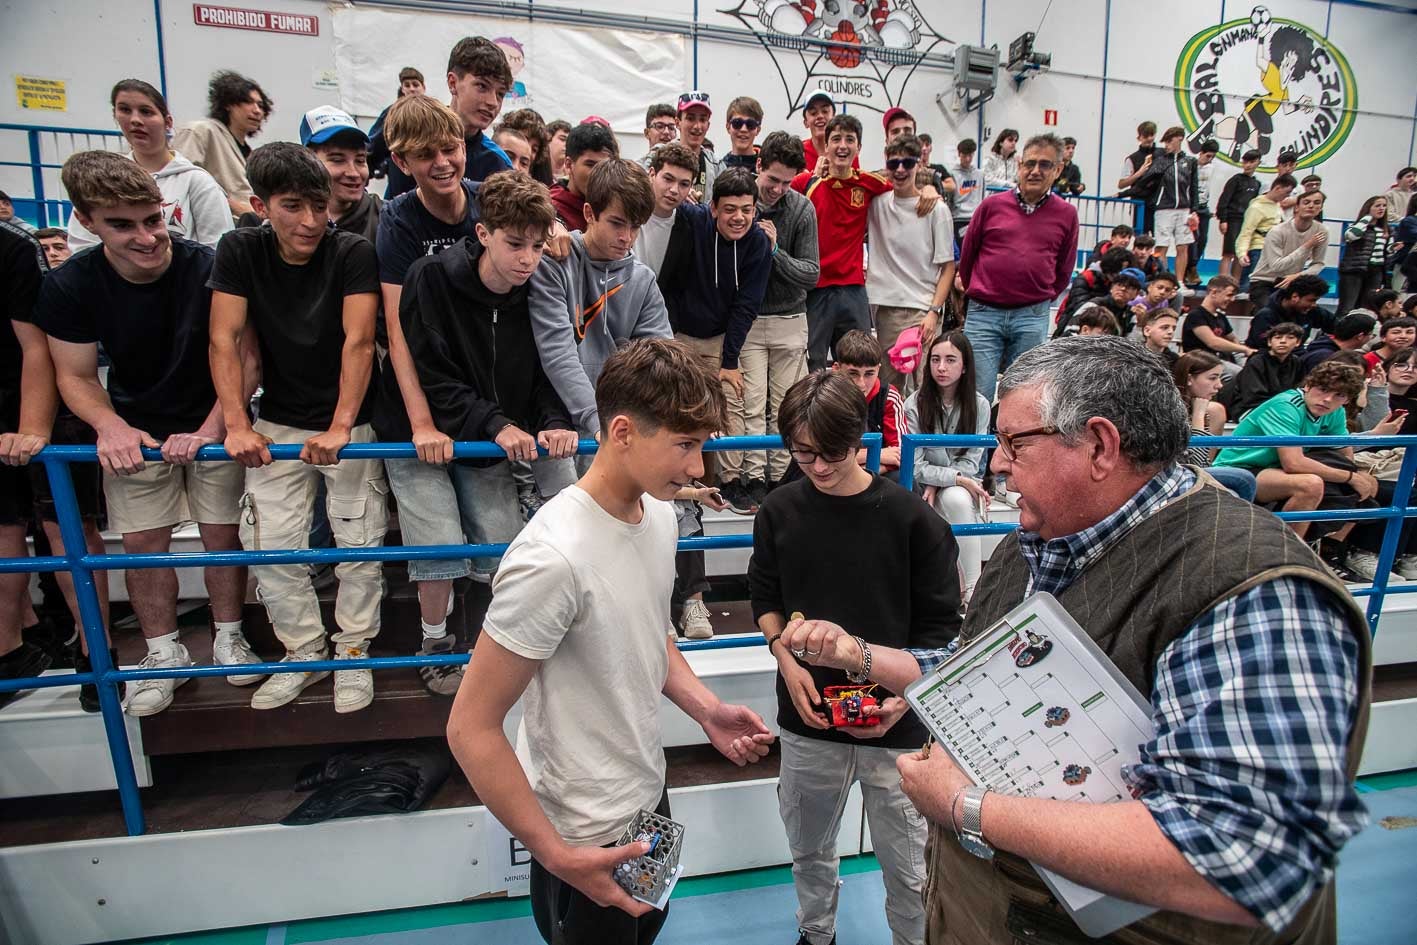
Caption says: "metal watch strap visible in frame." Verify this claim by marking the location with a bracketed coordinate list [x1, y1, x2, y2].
[959, 784, 993, 859]
[846, 635, 871, 683]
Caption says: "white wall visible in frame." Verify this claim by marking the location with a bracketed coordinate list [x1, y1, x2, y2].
[3, 0, 1415, 245]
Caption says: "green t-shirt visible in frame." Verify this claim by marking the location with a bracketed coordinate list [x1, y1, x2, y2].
[1213, 389, 1347, 470]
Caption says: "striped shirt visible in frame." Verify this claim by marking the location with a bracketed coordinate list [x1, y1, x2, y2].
[909, 465, 1367, 930]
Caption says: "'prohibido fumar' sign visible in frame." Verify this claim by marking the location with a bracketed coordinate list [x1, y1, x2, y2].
[1174, 5, 1356, 171]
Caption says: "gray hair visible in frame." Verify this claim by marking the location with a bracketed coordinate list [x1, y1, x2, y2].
[1021, 133, 1064, 161]
[998, 337, 1189, 469]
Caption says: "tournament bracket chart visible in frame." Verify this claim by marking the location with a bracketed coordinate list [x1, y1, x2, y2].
[912, 610, 1153, 803]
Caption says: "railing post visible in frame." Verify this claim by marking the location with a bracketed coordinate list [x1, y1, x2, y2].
[1365, 447, 1417, 637]
[27, 130, 47, 228]
[42, 456, 146, 836]
[899, 433, 917, 492]
[864, 431, 882, 474]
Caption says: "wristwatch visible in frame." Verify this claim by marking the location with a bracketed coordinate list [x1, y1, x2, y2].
[958, 785, 994, 860]
[927, 304, 944, 314]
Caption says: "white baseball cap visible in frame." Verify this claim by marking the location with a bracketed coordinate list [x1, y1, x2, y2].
[299, 106, 367, 147]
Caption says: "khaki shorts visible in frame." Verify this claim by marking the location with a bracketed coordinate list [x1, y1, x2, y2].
[103, 460, 244, 534]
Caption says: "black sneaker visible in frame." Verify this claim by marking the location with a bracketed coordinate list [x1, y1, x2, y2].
[23, 616, 77, 670]
[75, 648, 125, 714]
[795, 935, 835, 945]
[746, 478, 769, 509]
[0, 641, 53, 710]
[721, 479, 757, 515]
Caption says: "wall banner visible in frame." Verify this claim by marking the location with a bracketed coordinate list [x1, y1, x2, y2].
[720, 1, 952, 119]
[1174, 5, 1356, 171]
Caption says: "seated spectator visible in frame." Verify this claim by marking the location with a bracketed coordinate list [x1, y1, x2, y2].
[1138, 308, 1179, 368]
[1128, 233, 1162, 281]
[1085, 223, 1133, 264]
[1244, 274, 1332, 348]
[1326, 350, 1393, 432]
[1173, 350, 1258, 501]
[42, 150, 258, 717]
[35, 228, 70, 268]
[904, 330, 991, 599]
[1219, 321, 1307, 421]
[530, 158, 672, 439]
[1129, 271, 1179, 323]
[1054, 246, 1131, 336]
[0, 191, 36, 233]
[208, 143, 387, 713]
[831, 330, 904, 476]
[1075, 307, 1123, 336]
[1382, 348, 1417, 435]
[1246, 188, 1329, 311]
[1395, 194, 1417, 291]
[1180, 275, 1251, 375]
[378, 172, 578, 695]
[1214, 362, 1367, 540]
[301, 106, 381, 244]
[173, 70, 272, 220]
[1364, 317, 1416, 371]
[1363, 288, 1402, 324]
[70, 79, 232, 252]
[1059, 274, 1140, 337]
[550, 122, 618, 232]
[1301, 310, 1376, 373]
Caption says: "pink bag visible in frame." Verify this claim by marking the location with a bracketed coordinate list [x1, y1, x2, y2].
[888, 326, 924, 375]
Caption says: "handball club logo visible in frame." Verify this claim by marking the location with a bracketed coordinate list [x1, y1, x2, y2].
[1174, 6, 1356, 171]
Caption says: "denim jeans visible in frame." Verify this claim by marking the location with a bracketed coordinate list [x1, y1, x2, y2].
[806, 284, 871, 372]
[961, 299, 1052, 402]
[386, 456, 572, 580]
[1238, 248, 1262, 290]
[1205, 465, 1258, 503]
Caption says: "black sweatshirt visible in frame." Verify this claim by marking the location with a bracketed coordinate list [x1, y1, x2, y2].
[748, 475, 962, 748]
[372, 238, 571, 465]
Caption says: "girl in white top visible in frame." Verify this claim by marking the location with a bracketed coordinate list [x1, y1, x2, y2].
[983, 128, 1019, 188]
[904, 330, 992, 600]
[68, 79, 232, 252]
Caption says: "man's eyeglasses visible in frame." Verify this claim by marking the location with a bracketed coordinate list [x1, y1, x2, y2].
[886, 157, 919, 172]
[995, 426, 1059, 461]
[1020, 159, 1057, 173]
[789, 446, 852, 466]
[650, 122, 678, 133]
[729, 118, 761, 131]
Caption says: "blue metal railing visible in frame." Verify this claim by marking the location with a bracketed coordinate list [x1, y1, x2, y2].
[0, 434, 877, 837]
[0, 122, 126, 228]
[4, 429, 1412, 838]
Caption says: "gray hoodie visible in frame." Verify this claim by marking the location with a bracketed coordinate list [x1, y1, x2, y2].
[67, 151, 233, 251]
[529, 230, 672, 433]
[757, 187, 820, 316]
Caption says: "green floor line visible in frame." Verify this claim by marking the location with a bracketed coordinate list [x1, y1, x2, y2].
[1357, 768, 1417, 792]
[137, 855, 883, 945]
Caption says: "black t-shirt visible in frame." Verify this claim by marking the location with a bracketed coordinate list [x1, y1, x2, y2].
[0, 222, 47, 414]
[1181, 305, 1235, 355]
[36, 239, 217, 440]
[749, 475, 962, 748]
[376, 180, 483, 287]
[208, 226, 380, 430]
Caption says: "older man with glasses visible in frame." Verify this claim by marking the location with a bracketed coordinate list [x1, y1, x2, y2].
[781, 337, 1372, 945]
[956, 132, 1079, 401]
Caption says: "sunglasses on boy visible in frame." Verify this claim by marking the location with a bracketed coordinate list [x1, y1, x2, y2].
[885, 157, 919, 172]
[729, 118, 761, 131]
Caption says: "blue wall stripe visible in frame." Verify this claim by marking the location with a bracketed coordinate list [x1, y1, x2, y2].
[153, 0, 168, 98]
[1096, 0, 1110, 192]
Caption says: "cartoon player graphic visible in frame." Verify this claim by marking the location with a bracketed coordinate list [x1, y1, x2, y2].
[1044, 706, 1070, 728]
[1211, 7, 1317, 159]
[754, 1, 924, 54]
[493, 36, 529, 102]
[1009, 629, 1053, 669]
[1062, 764, 1091, 786]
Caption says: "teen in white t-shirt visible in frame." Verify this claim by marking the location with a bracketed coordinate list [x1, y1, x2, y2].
[448, 338, 773, 944]
[635, 145, 697, 276]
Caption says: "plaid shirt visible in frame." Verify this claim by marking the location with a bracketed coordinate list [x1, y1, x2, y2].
[910, 465, 1367, 931]
[1013, 188, 1053, 215]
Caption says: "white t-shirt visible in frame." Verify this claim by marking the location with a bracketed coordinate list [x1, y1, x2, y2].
[634, 210, 676, 275]
[866, 193, 956, 309]
[483, 485, 676, 846]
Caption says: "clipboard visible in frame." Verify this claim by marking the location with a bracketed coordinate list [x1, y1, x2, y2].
[903, 592, 1158, 938]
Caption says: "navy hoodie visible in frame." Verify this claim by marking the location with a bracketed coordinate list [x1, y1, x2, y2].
[663, 202, 771, 369]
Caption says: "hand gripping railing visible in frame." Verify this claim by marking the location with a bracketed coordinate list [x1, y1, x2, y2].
[0, 434, 881, 836]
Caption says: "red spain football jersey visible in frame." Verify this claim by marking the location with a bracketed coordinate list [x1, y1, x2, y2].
[792, 169, 893, 287]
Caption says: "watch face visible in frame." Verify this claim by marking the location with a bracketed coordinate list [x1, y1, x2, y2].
[960, 834, 994, 860]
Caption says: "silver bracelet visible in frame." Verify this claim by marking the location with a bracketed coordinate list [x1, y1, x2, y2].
[949, 786, 969, 839]
[846, 635, 872, 683]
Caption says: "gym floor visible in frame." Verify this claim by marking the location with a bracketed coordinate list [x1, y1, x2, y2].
[130, 772, 1417, 945]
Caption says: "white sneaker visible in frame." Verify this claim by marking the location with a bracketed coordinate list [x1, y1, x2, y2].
[680, 599, 714, 640]
[1346, 549, 1380, 582]
[212, 633, 265, 686]
[333, 643, 374, 714]
[1395, 556, 1417, 580]
[125, 643, 193, 717]
[250, 648, 330, 710]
